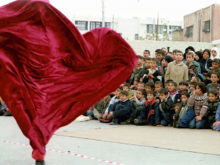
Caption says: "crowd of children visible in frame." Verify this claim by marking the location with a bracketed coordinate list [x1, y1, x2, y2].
[89, 46, 220, 131]
[1, 46, 220, 131]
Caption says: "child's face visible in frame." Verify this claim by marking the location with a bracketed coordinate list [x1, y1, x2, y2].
[211, 74, 219, 83]
[156, 53, 163, 61]
[179, 85, 187, 91]
[136, 91, 144, 99]
[211, 50, 217, 57]
[147, 93, 155, 102]
[189, 85, 195, 92]
[143, 51, 150, 58]
[181, 95, 188, 104]
[203, 52, 209, 60]
[195, 86, 203, 95]
[150, 61, 157, 69]
[186, 55, 194, 63]
[194, 54, 199, 61]
[137, 83, 145, 90]
[137, 58, 144, 66]
[175, 53, 183, 62]
[120, 94, 127, 102]
[208, 93, 217, 102]
[123, 86, 130, 92]
[159, 93, 167, 101]
[167, 83, 176, 92]
[155, 84, 162, 92]
[115, 90, 121, 98]
[145, 86, 152, 92]
[145, 60, 151, 68]
[212, 62, 219, 70]
[174, 105, 179, 112]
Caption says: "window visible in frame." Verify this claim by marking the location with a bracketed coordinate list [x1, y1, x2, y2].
[105, 22, 111, 28]
[203, 20, 210, 33]
[169, 26, 181, 34]
[146, 24, 154, 33]
[75, 21, 88, 30]
[135, 33, 139, 40]
[185, 26, 193, 38]
[90, 21, 102, 30]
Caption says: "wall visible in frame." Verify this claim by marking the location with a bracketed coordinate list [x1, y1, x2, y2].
[127, 40, 212, 56]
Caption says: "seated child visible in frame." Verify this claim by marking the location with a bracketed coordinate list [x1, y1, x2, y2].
[167, 81, 181, 104]
[179, 81, 188, 94]
[145, 81, 154, 93]
[106, 90, 133, 124]
[154, 81, 163, 101]
[213, 103, 220, 131]
[172, 91, 191, 128]
[207, 72, 220, 92]
[99, 88, 120, 122]
[134, 90, 159, 125]
[155, 88, 174, 126]
[128, 89, 146, 123]
[188, 82, 208, 129]
[206, 90, 219, 128]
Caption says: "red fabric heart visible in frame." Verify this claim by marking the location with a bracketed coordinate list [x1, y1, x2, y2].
[0, 0, 137, 161]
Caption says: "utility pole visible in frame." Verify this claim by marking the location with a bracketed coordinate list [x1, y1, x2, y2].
[102, 0, 105, 27]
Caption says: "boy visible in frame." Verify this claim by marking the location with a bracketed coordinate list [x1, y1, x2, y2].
[155, 88, 174, 126]
[137, 58, 151, 82]
[106, 90, 133, 124]
[206, 90, 219, 128]
[134, 90, 159, 125]
[146, 58, 162, 83]
[207, 72, 220, 92]
[173, 91, 190, 128]
[179, 81, 188, 94]
[145, 81, 155, 93]
[167, 81, 181, 104]
[185, 51, 200, 80]
[165, 50, 188, 85]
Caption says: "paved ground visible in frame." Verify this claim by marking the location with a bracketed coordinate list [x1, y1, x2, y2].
[0, 116, 220, 165]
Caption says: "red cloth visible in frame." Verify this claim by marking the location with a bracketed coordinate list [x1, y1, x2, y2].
[0, 0, 137, 161]
[145, 99, 156, 121]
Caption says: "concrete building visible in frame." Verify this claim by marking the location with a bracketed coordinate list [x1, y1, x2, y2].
[71, 16, 182, 41]
[184, 4, 220, 43]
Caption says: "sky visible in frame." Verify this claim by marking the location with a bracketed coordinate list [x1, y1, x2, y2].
[0, 0, 220, 21]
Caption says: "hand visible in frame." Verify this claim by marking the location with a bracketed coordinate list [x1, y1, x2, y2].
[195, 116, 202, 122]
[213, 121, 220, 127]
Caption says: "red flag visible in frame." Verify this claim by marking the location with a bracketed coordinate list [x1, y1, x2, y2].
[0, 0, 137, 161]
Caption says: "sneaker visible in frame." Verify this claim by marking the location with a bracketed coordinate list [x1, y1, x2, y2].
[35, 160, 45, 165]
[3, 111, 12, 116]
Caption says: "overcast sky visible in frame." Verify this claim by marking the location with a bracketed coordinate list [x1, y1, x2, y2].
[1, 0, 220, 21]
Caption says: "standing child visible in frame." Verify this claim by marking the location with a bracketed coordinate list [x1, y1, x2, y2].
[165, 50, 188, 85]
[134, 91, 159, 125]
[185, 51, 200, 80]
[155, 88, 174, 126]
[188, 82, 208, 129]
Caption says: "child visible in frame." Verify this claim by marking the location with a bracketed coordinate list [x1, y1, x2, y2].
[146, 58, 162, 83]
[173, 91, 190, 128]
[137, 82, 145, 90]
[189, 81, 197, 95]
[134, 90, 159, 125]
[145, 81, 154, 93]
[206, 90, 219, 128]
[179, 81, 188, 94]
[99, 88, 120, 122]
[106, 90, 133, 124]
[122, 83, 133, 99]
[155, 88, 174, 126]
[165, 50, 188, 85]
[143, 50, 150, 58]
[127, 89, 146, 124]
[154, 81, 163, 102]
[213, 104, 220, 131]
[185, 51, 200, 80]
[167, 81, 181, 104]
[207, 72, 220, 92]
[137, 58, 151, 83]
[188, 82, 208, 129]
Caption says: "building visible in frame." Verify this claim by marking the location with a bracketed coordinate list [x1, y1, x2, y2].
[71, 16, 182, 41]
[184, 4, 220, 42]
